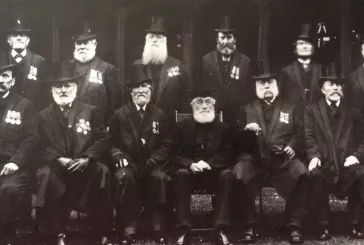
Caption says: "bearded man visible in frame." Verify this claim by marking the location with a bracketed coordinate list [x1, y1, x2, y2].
[69, 21, 122, 123]
[279, 24, 322, 111]
[132, 16, 188, 123]
[234, 62, 308, 244]
[305, 63, 364, 241]
[109, 68, 173, 245]
[0, 57, 38, 245]
[173, 89, 234, 245]
[201, 15, 252, 128]
[35, 63, 113, 245]
[1, 18, 47, 111]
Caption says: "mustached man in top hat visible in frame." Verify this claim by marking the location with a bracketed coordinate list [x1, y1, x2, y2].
[279, 24, 322, 111]
[35, 63, 113, 245]
[68, 20, 122, 124]
[173, 89, 234, 245]
[305, 63, 364, 241]
[201, 15, 252, 128]
[0, 17, 48, 111]
[132, 16, 188, 123]
[109, 67, 173, 245]
[0, 56, 38, 245]
[234, 61, 308, 244]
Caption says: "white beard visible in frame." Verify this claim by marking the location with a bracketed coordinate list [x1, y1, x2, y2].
[74, 48, 96, 63]
[52, 89, 77, 107]
[193, 109, 216, 124]
[142, 41, 168, 65]
[132, 94, 151, 107]
[256, 82, 279, 100]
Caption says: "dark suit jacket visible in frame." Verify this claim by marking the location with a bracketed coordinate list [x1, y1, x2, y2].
[37, 101, 109, 164]
[133, 56, 188, 121]
[280, 60, 322, 109]
[173, 117, 233, 170]
[70, 57, 122, 123]
[305, 99, 364, 193]
[3, 50, 48, 111]
[109, 102, 173, 173]
[0, 92, 38, 167]
[202, 50, 252, 126]
[349, 65, 364, 110]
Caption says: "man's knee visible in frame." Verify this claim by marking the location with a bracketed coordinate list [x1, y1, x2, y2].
[219, 169, 234, 181]
[175, 168, 192, 179]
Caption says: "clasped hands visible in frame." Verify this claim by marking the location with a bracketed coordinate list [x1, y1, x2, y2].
[308, 156, 359, 172]
[0, 162, 19, 176]
[58, 157, 90, 172]
[189, 160, 211, 174]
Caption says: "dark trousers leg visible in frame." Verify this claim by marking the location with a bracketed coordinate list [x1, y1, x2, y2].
[310, 174, 330, 227]
[347, 176, 364, 226]
[214, 169, 234, 229]
[174, 169, 193, 229]
[234, 180, 258, 226]
[114, 168, 140, 236]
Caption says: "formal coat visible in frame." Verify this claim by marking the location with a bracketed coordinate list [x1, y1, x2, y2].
[280, 60, 322, 110]
[2, 50, 48, 111]
[36, 101, 110, 212]
[133, 56, 188, 122]
[201, 50, 252, 127]
[305, 99, 364, 196]
[0, 92, 38, 223]
[70, 57, 122, 123]
[348, 65, 364, 110]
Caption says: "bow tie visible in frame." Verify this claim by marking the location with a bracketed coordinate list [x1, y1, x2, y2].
[13, 54, 23, 63]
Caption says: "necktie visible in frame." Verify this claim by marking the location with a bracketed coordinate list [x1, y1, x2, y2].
[62, 106, 71, 119]
[138, 107, 145, 120]
[14, 54, 23, 63]
[330, 102, 338, 114]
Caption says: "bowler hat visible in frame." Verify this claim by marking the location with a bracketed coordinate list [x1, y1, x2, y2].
[145, 16, 166, 34]
[7, 18, 31, 34]
[252, 60, 276, 80]
[318, 63, 344, 87]
[127, 64, 152, 89]
[72, 21, 97, 42]
[0, 54, 19, 74]
[215, 15, 235, 33]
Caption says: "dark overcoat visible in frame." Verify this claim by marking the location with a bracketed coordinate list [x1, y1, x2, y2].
[304, 99, 364, 196]
[201, 50, 252, 126]
[348, 65, 364, 110]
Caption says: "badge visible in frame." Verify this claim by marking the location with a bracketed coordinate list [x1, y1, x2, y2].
[279, 112, 289, 124]
[141, 138, 146, 145]
[76, 118, 91, 135]
[28, 66, 38, 80]
[152, 121, 159, 134]
[89, 69, 103, 84]
[5, 110, 22, 125]
[167, 66, 180, 77]
[230, 66, 240, 80]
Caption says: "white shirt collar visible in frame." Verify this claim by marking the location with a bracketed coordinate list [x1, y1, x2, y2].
[298, 58, 311, 65]
[326, 99, 340, 107]
[60, 103, 72, 111]
[11, 49, 26, 58]
[134, 103, 147, 111]
[2, 91, 10, 99]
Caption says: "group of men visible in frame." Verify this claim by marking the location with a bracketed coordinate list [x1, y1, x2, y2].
[1, 13, 364, 245]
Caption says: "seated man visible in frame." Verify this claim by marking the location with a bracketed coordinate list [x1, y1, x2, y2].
[35, 63, 112, 245]
[234, 62, 308, 244]
[173, 89, 234, 245]
[305, 63, 364, 240]
[0, 58, 38, 245]
[109, 69, 173, 245]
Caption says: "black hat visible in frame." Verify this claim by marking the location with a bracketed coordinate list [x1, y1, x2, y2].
[186, 89, 218, 100]
[72, 21, 97, 42]
[296, 24, 314, 42]
[318, 63, 343, 87]
[0, 54, 18, 74]
[145, 16, 166, 34]
[252, 60, 275, 80]
[127, 64, 152, 89]
[7, 18, 31, 34]
[47, 62, 82, 86]
[215, 15, 235, 33]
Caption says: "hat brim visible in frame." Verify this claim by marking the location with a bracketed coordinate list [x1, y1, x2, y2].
[215, 28, 236, 32]
[145, 29, 165, 34]
[47, 73, 86, 86]
[127, 78, 153, 89]
[318, 77, 344, 87]
[7, 29, 31, 33]
[73, 34, 97, 42]
[0, 63, 19, 73]
[187, 89, 219, 99]
[253, 73, 276, 80]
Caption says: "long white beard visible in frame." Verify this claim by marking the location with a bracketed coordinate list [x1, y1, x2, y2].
[193, 110, 215, 124]
[52, 89, 77, 107]
[142, 42, 168, 65]
[132, 94, 151, 107]
[74, 48, 96, 63]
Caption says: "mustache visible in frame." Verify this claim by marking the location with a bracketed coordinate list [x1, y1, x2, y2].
[329, 91, 343, 96]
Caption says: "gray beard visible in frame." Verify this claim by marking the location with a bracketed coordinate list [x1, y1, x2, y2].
[74, 49, 96, 63]
[52, 91, 77, 107]
[142, 44, 168, 65]
[193, 110, 215, 124]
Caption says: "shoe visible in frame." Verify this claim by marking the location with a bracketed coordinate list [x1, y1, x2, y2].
[214, 231, 233, 245]
[241, 227, 258, 243]
[176, 226, 190, 245]
[317, 228, 330, 241]
[351, 225, 364, 239]
[121, 235, 136, 245]
[289, 229, 304, 244]
[154, 231, 167, 244]
[56, 233, 67, 245]
[99, 236, 112, 245]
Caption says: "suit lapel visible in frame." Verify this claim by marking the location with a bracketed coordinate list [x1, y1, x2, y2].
[156, 57, 170, 103]
[317, 99, 334, 142]
[126, 103, 142, 150]
[50, 104, 68, 151]
[334, 103, 347, 145]
[290, 61, 305, 101]
[309, 63, 320, 102]
[212, 51, 223, 84]
[253, 100, 267, 138]
[20, 51, 33, 94]
[0, 93, 17, 137]
[74, 57, 100, 100]
[266, 100, 283, 143]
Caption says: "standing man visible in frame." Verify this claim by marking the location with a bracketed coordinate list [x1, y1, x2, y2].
[3, 18, 47, 111]
[0, 58, 38, 245]
[35, 63, 112, 245]
[202, 15, 252, 127]
[173, 89, 234, 245]
[280, 24, 322, 111]
[109, 68, 173, 244]
[235, 62, 308, 244]
[132, 16, 188, 123]
[305, 63, 364, 240]
[70, 21, 122, 123]
[349, 42, 364, 111]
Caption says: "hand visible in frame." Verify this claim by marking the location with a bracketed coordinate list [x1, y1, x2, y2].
[308, 157, 321, 172]
[283, 146, 296, 160]
[189, 163, 203, 174]
[68, 158, 90, 172]
[197, 160, 211, 171]
[112, 151, 123, 163]
[244, 123, 261, 135]
[58, 157, 74, 168]
[0, 162, 19, 176]
[117, 159, 129, 168]
[344, 156, 360, 167]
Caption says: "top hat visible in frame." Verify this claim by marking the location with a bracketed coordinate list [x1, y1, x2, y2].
[0, 54, 19, 74]
[215, 15, 235, 33]
[72, 21, 97, 42]
[7, 18, 31, 34]
[252, 60, 276, 80]
[47, 62, 83, 86]
[127, 64, 153, 89]
[145, 16, 166, 34]
[318, 63, 344, 87]
[296, 24, 314, 42]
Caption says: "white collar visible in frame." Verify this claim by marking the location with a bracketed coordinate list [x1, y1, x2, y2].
[60, 103, 72, 111]
[134, 103, 147, 111]
[298, 58, 311, 65]
[11, 49, 26, 58]
[2, 91, 10, 99]
[326, 99, 340, 107]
